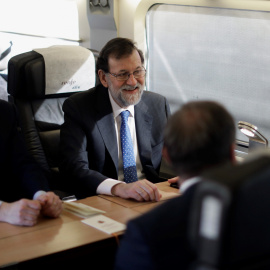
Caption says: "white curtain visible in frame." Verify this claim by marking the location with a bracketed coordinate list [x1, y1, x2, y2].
[146, 4, 270, 143]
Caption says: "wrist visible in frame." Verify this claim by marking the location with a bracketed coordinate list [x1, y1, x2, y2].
[0, 201, 7, 222]
[111, 183, 125, 196]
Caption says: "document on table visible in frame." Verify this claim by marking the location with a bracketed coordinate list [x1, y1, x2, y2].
[63, 201, 106, 218]
[82, 214, 126, 234]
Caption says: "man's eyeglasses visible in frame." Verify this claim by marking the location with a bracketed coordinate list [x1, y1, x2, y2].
[107, 67, 146, 81]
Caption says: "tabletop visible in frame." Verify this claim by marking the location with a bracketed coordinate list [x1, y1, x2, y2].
[0, 181, 179, 268]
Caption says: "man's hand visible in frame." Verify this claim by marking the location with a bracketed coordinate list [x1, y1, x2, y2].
[111, 179, 161, 202]
[37, 192, 62, 218]
[168, 176, 179, 184]
[0, 199, 41, 226]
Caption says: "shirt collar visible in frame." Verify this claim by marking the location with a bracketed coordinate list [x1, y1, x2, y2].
[108, 90, 135, 118]
[180, 176, 201, 194]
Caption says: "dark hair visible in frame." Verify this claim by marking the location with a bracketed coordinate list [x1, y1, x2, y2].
[96, 37, 144, 75]
[164, 101, 235, 177]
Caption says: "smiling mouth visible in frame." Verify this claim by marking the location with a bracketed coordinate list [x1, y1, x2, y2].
[124, 87, 138, 92]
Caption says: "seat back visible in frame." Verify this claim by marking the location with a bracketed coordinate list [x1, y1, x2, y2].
[7, 46, 99, 197]
[189, 153, 270, 270]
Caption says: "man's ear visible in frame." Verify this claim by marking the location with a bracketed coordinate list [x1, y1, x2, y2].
[162, 147, 172, 165]
[98, 69, 108, 88]
[230, 143, 237, 164]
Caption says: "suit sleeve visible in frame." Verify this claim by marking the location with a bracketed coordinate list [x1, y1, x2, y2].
[114, 220, 155, 270]
[59, 97, 109, 197]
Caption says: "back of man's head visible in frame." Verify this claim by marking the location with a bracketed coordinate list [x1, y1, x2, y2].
[164, 100, 235, 178]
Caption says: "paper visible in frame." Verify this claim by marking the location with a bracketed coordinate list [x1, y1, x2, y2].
[63, 201, 106, 218]
[82, 214, 126, 234]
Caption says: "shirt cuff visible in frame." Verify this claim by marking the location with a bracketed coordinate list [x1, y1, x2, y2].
[96, 179, 125, 196]
[33, 190, 47, 200]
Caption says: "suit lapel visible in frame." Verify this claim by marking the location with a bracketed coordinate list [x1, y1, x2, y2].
[95, 86, 118, 173]
[135, 97, 153, 166]
[94, 87, 154, 176]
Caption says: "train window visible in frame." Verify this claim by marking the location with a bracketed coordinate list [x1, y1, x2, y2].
[146, 4, 270, 148]
[0, 0, 79, 61]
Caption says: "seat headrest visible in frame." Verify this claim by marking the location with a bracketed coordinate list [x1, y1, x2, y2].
[188, 154, 270, 268]
[8, 46, 97, 99]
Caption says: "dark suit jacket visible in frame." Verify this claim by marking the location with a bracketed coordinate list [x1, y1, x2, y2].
[59, 85, 171, 198]
[114, 184, 198, 270]
[0, 100, 49, 202]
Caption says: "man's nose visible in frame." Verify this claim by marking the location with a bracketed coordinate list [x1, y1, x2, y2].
[126, 73, 137, 85]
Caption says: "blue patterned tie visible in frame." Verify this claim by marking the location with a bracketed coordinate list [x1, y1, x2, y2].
[120, 110, 138, 183]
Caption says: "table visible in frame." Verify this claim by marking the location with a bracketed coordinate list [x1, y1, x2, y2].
[0, 182, 179, 268]
[98, 181, 180, 209]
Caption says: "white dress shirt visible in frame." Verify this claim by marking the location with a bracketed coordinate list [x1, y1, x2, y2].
[180, 177, 201, 194]
[96, 90, 144, 195]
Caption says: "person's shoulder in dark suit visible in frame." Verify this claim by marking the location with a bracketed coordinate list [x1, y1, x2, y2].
[0, 99, 50, 202]
[0, 99, 19, 159]
[0, 98, 15, 118]
[62, 85, 111, 120]
[140, 90, 171, 118]
[114, 184, 198, 270]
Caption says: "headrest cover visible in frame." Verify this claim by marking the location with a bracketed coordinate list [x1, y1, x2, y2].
[34, 45, 95, 95]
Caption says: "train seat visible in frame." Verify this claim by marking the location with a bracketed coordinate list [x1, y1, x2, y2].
[188, 151, 270, 270]
[7, 46, 99, 198]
